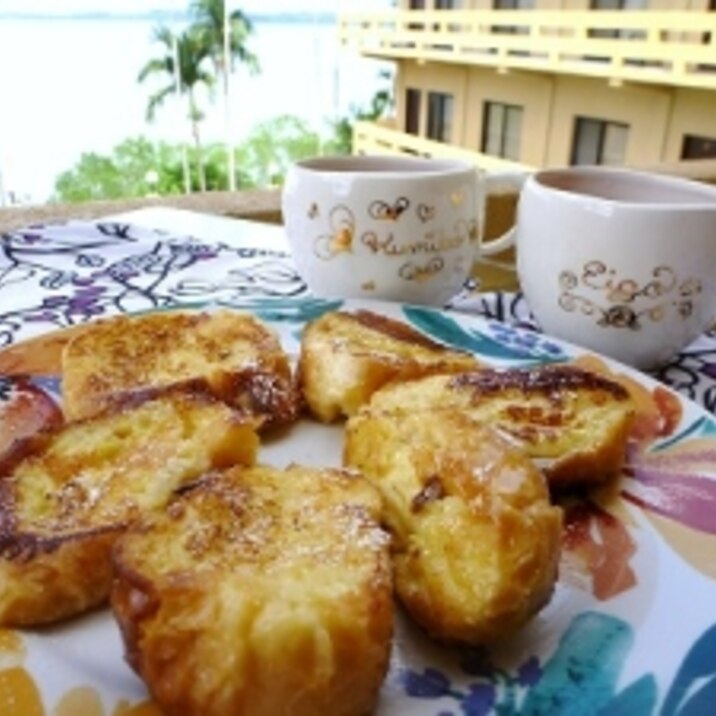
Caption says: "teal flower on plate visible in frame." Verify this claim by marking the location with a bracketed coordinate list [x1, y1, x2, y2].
[401, 612, 637, 715]
[218, 296, 343, 323]
[402, 613, 716, 715]
[403, 306, 568, 364]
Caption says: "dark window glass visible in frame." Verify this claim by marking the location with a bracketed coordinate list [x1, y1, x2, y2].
[405, 88, 421, 136]
[427, 92, 454, 143]
[682, 134, 716, 160]
[482, 102, 523, 160]
[493, 0, 534, 7]
[571, 117, 629, 165]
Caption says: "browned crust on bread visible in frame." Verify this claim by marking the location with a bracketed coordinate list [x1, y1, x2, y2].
[349, 310, 458, 351]
[449, 365, 629, 401]
[0, 390, 257, 626]
[111, 465, 393, 716]
[61, 310, 299, 429]
[344, 411, 562, 645]
[364, 364, 634, 489]
[298, 310, 480, 422]
[207, 368, 300, 426]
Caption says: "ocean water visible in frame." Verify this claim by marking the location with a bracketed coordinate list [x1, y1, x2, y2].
[0, 17, 389, 203]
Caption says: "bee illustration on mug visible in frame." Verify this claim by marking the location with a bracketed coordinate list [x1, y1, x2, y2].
[368, 197, 410, 221]
[314, 205, 355, 260]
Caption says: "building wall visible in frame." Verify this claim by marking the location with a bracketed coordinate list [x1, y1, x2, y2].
[396, 59, 716, 167]
[545, 76, 672, 166]
[403, 1, 711, 10]
[390, 1, 716, 168]
[663, 88, 716, 159]
[399, 61, 470, 142]
[463, 69, 553, 166]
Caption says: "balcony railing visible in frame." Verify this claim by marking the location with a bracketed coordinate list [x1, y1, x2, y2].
[353, 120, 534, 174]
[339, 9, 716, 90]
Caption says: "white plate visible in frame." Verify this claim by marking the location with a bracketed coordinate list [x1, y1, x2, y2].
[1, 296, 716, 716]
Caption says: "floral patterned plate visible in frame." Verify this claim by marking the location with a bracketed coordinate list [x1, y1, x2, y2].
[1, 297, 715, 716]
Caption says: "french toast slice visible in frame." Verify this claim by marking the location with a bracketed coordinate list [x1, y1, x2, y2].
[61, 309, 299, 429]
[111, 464, 393, 716]
[344, 410, 562, 645]
[297, 309, 480, 422]
[0, 389, 257, 626]
[363, 365, 634, 489]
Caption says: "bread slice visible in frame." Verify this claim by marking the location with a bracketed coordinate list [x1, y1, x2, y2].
[61, 309, 299, 429]
[345, 410, 562, 645]
[363, 365, 634, 489]
[298, 309, 480, 422]
[0, 389, 257, 626]
[111, 464, 393, 716]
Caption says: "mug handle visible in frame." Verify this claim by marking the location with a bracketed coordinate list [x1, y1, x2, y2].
[479, 170, 527, 257]
[481, 227, 516, 257]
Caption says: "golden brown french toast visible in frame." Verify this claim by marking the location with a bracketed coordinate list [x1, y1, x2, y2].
[363, 364, 634, 489]
[111, 464, 393, 716]
[298, 309, 480, 422]
[345, 410, 562, 645]
[61, 309, 299, 429]
[0, 389, 257, 627]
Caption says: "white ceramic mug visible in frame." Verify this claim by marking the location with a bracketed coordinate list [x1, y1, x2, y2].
[501, 166, 716, 370]
[281, 155, 484, 306]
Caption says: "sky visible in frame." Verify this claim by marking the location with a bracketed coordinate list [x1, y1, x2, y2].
[0, 0, 352, 14]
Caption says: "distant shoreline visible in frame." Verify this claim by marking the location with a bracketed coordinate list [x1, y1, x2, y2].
[0, 11, 337, 24]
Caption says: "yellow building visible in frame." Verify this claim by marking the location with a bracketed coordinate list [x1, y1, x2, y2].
[339, 1, 716, 173]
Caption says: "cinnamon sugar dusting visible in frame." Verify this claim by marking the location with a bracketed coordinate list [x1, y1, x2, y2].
[450, 365, 629, 400]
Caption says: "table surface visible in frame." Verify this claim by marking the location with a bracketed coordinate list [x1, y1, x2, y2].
[1, 207, 715, 413]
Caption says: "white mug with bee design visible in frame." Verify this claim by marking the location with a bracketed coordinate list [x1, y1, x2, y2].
[281, 155, 485, 306]
[510, 166, 716, 370]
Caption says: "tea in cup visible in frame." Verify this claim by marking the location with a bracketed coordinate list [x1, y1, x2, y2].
[503, 166, 716, 370]
[281, 155, 482, 306]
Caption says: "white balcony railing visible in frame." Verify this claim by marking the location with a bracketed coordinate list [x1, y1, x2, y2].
[353, 120, 535, 175]
[339, 10, 716, 90]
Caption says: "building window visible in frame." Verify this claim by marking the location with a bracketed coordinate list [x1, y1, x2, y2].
[409, 0, 426, 8]
[571, 117, 629, 165]
[405, 88, 421, 136]
[682, 134, 716, 160]
[427, 91, 454, 143]
[590, 0, 645, 8]
[492, 0, 533, 34]
[435, 0, 458, 8]
[589, 0, 646, 39]
[494, 0, 534, 7]
[482, 102, 523, 160]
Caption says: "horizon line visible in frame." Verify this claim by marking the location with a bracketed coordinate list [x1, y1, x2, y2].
[0, 9, 338, 22]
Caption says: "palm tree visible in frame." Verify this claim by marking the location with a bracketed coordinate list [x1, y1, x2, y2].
[138, 25, 214, 192]
[190, 0, 259, 190]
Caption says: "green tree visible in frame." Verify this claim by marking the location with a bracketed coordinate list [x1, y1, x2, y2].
[329, 69, 394, 155]
[52, 113, 345, 202]
[53, 137, 187, 203]
[190, 0, 259, 190]
[138, 25, 214, 192]
[234, 115, 322, 187]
